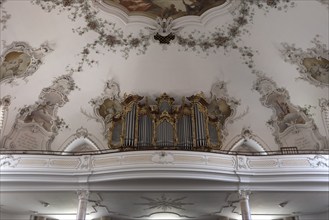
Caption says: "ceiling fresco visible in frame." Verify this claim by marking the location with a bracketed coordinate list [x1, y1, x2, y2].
[0, 0, 328, 154]
[103, 0, 228, 18]
[0, 42, 52, 84]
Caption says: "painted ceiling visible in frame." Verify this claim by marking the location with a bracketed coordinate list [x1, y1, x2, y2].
[0, 0, 328, 153]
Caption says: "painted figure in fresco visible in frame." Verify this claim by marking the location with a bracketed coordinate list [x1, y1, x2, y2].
[303, 57, 329, 85]
[112, 0, 225, 17]
[208, 99, 232, 126]
[0, 52, 31, 81]
[104, 80, 120, 99]
[119, 0, 161, 12]
[98, 99, 122, 121]
[161, 4, 180, 18]
[183, 0, 225, 15]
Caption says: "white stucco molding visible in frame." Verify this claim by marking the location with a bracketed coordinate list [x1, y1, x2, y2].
[0, 151, 328, 192]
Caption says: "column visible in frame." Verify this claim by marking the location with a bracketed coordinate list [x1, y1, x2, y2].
[239, 190, 252, 220]
[76, 190, 89, 220]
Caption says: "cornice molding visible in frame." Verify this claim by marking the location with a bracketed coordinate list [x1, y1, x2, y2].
[0, 151, 328, 192]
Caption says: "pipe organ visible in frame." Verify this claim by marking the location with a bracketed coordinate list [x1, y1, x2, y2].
[107, 93, 222, 150]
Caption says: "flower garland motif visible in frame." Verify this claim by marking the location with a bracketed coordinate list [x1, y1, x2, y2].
[30, 0, 294, 71]
[0, 0, 11, 30]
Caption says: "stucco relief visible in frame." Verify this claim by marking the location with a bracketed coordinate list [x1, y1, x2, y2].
[236, 155, 248, 170]
[134, 194, 194, 219]
[151, 151, 174, 164]
[1, 74, 76, 150]
[0, 42, 52, 83]
[209, 81, 247, 144]
[319, 98, 329, 145]
[253, 75, 327, 150]
[0, 95, 11, 135]
[0, 0, 10, 30]
[280, 37, 329, 87]
[31, 0, 294, 69]
[307, 155, 329, 168]
[82, 79, 123, 139]
[0, 155, 20, 168]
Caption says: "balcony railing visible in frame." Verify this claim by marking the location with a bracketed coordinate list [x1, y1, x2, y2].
[0, 147, 328, 156]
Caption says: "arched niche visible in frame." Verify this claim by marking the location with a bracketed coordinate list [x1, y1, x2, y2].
[223, 128, 271, 154]
[59, 128, 106, 153]
[63, 137, 99, 153]
[230, 138, 267, 155]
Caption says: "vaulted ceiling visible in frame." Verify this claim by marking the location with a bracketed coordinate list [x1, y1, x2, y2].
[1, 0, 328, 153]
[0, 1, 329, 220]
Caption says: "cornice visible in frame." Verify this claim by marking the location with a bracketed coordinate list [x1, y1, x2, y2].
[0, 151, 328, 192]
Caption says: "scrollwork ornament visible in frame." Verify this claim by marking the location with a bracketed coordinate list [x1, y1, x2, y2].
[2, 74, 76, 150]
[254, 74, 326, 150]
[0, 154, 20, 168]
[76, 127, 89, 138]
[148, 17, 179, 37]
[236, 155, 248, 170]
[0, 41, 53, 84]
[82, 79, 123, 139]
[241, 127, 253, 140]
[0, 95, 11, 134]
[209, 80, 244, 143]
[0, 0, 11, 30]
[280, 36, 329, 87]
[319, 98, 329, 140]
[78, 155, 91, 170]
[307, 155, 329, 168]
[151, 151, 174, 164]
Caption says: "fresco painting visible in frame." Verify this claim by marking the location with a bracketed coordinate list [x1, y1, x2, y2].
[0, 51, 31, 81]
[302, 57, 329, 85]
[105, 0, 227, 18]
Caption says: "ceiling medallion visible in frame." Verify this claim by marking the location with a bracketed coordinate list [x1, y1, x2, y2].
[135, 194, 194, 211]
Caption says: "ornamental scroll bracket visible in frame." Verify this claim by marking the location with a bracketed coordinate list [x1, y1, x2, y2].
[148, 17, 180, 44]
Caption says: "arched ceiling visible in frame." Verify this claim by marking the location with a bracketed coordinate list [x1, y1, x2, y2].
[0, 0, 328, 152]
